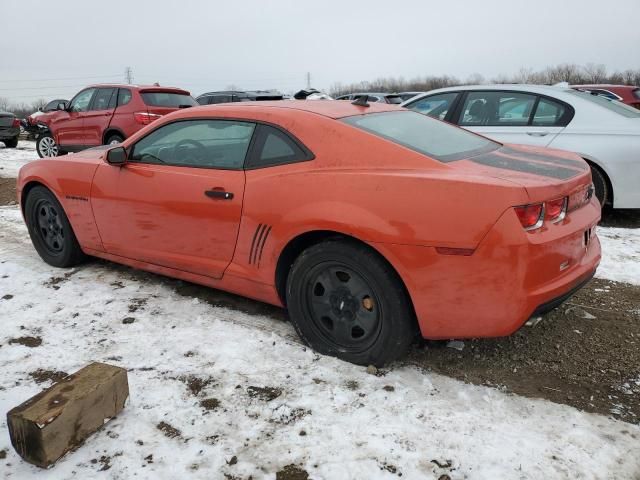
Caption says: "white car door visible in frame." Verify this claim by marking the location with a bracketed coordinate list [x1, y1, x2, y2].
[457, 91, 567, 147]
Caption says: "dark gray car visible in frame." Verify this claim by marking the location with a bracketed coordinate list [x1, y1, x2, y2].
[0, 111, 20, 148]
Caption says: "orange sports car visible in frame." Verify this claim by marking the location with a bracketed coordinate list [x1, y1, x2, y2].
[17, 100, 601, 365]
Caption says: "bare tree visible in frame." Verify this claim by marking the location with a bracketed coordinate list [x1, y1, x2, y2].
[582, 63, 608, 84]
[0, 97, 10, 112]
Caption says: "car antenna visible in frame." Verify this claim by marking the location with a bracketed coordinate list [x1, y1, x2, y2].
[351, 95, 370, 107]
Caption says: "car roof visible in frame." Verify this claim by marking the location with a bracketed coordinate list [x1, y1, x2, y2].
[85, 83, 190, 93]
[185, 100, 400, 119]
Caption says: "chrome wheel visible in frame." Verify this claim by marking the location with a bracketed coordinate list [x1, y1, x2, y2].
[38, 135, 59, 157]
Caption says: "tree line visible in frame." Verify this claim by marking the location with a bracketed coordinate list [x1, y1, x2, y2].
[328, 63, 640, 97]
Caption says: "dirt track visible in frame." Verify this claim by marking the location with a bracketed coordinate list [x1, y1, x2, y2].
[1, 177, 639, 424]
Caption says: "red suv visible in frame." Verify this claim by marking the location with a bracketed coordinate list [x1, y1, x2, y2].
[35, 84, 197, 157]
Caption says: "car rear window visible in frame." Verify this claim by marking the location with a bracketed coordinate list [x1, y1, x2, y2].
[341, 111, 499, 162]
[568, 90, 640, 118]
[140, 92, 197, 108]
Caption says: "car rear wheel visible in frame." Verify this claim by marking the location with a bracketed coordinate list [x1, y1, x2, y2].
[25, 186, 86, 268]
[4, 137, 18, 148]
[36, 133, 59, 158]
[589, 164, 608, 207]
[105, 133, 124, 145]
[286, 239, 416, 366]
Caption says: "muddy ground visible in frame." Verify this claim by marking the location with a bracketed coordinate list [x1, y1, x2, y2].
[1, 177, 639, 424]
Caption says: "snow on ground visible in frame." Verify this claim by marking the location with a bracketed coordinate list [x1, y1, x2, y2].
[596, 227, 640, 286]
[1, 206, 639, 479]
[0, 140, 38, 178]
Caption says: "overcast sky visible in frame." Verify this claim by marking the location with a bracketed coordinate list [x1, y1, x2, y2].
[1, 0, 639, 104]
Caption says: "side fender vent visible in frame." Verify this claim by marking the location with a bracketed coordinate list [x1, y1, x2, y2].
[249, 223, 272, 267]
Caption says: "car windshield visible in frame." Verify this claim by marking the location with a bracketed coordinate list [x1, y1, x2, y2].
[341, 111, 499, 162]
[568, 90, 640, 118]
[141, 92, 197, 108]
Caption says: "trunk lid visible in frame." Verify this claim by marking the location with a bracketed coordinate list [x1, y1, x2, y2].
[0, 112, 15, 128]
[457, 143, 592, 205]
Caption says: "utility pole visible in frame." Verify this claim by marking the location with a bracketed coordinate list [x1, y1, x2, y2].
[125, 67, 133, 84]
[306, 72, 311, 89]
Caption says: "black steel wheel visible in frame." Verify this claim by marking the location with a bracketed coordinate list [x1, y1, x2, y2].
[25, 186, 86, 267]
[286, 239, 416, 366]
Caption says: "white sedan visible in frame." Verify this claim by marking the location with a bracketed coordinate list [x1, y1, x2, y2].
[402, 84, 640, 208]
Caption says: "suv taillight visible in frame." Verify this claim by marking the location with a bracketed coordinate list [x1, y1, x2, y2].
[134, 112, 163, 125]
[12, 118, 20, 128]
[514, 196, 569, 231]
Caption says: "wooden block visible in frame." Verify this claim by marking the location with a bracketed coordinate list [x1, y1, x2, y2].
[7, 362, 129, 468]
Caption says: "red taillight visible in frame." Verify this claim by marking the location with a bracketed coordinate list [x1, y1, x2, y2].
[12, 118, 20, 128]
[545, 197, 568, 222]
[514, 203, 544, 230]
[134, 112, 163, 125]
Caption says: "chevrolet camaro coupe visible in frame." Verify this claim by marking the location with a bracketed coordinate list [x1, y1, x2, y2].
[17, 101, 601, 365]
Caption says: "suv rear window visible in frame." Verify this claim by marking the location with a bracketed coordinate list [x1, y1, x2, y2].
[140, 92, 197, 108]
[342, 111, 499, 162]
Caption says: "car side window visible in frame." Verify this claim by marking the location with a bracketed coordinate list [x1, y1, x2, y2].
[45, 100, 60, 111]
[460, 91, 536, 126]
[91, 88, 116, 111]
[69, 88, 96, 113]
[532, 98, 568, 126]
[130, 119, 255, 170]
[117, 89, 132, 106]
[406, 93, 459, 120]
[245, 124, 312, 169]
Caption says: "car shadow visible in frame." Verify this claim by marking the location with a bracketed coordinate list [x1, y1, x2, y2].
[599, 208, 640, 228]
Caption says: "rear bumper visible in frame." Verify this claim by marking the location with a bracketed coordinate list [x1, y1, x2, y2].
[530, 268, 594, 317]
[372, 197, 601, 339]
[0, 126, 19, 139]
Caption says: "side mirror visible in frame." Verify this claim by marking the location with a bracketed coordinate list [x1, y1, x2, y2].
[38, 107, 43, 112]
[106, 146, 127, 165]
[56, 103, 67, 111]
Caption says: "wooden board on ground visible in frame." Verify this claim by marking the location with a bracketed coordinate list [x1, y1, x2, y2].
[6, 362, 129, 468]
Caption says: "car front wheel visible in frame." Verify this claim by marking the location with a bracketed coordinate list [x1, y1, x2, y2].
[25, 186, 86, 268]
[36, 133, 59, 158]
[286, 239, 416, 366]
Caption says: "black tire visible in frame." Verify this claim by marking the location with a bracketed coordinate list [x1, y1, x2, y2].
[105, 133, 124, 145]
[4, 137, 18, 148]
[36, 133, 59, 158]
[286, 239, 416, 366]
[589, 164, 608, 207]
[25, 186, 86, 268]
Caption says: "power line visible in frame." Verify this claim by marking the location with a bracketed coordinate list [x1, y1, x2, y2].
[0, 74, 122, 84]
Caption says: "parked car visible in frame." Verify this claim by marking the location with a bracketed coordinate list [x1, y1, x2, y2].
[23, 99, 69, 138]
[397, 91, 426, 102]
[33, 84, 196, 158]
[196, 90, 284, 105]
[0, 111, 20, 148]
[571, 84, 640, 109]
[335, 92, 403, 104]
[402, 84, 640, 208]
[17, 100, 600, 365]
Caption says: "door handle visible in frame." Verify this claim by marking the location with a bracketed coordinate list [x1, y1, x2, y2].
[526, 131, 549, 137]
[205, 189, 234, 200]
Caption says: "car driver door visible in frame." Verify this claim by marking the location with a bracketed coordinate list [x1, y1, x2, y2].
[90, 118, 255, 278]
[54, 88, 96, 147]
